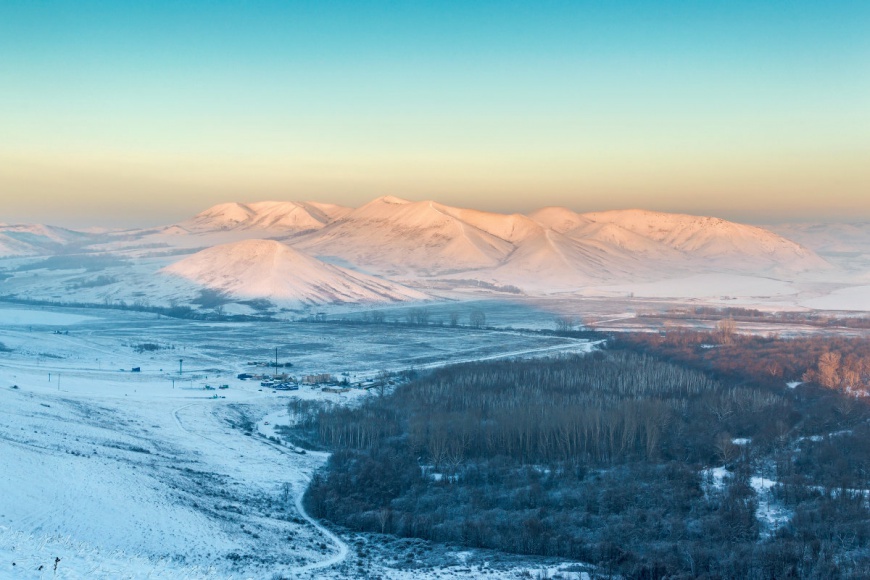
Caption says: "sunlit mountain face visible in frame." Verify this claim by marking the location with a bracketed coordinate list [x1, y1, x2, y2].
[1, 196, 856, 313]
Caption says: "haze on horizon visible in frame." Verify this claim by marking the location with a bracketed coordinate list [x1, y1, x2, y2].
[1, 0, 868, 228]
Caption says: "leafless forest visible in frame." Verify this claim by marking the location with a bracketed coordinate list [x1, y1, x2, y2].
[297, 337, 870, 579]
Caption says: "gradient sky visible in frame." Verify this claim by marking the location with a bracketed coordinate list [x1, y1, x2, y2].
[1, 0, 869, 227]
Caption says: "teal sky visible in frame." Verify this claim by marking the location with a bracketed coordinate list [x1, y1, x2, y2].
[1, 1, 869, 227]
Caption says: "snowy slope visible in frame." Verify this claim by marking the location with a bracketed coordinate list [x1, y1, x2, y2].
[0, 198, 841, 306]
[289, 199, 829, 292]
[529, 207, 594, 234]
[161, 239, 427, 305]
[0, 302, 598, 578]
[0, 224, 91, 257]
[0, 233, 36, 257]
[85, 201, 355, 258]
[179, 201, 352, 233]
[436, 205, 543, 244]
[295, 196, 515, 276]
[578, 209, 827, 272]
[768, 222, 870, 256]
[766, 222, 870, 278]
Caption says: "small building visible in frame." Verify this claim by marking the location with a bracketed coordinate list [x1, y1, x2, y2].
[303, 373, 333, 385]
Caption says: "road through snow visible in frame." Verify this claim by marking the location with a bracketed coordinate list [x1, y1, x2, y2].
[258, 439, 350, 576]
[172, 399, 350, 575]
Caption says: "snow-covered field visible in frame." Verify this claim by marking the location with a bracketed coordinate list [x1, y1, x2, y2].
[0, 303, 594, 579]
[2, 197, 868, 577]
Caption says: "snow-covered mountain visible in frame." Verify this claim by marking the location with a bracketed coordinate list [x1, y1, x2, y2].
[1, 197, 841, 308]
[161, 239, 427, 306]
[0, 224, 92, 257]
[178, 201, 352, 234]
[284, 197, 828, 290]
[292, 196, 519, 276]
[576, 209, 828, 272]
[766, 222, 870, 257]
[764, 221, 870, 280]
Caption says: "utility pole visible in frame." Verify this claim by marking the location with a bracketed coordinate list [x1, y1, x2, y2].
[275, 347, 278, 378]
[179, 359, 183, 375]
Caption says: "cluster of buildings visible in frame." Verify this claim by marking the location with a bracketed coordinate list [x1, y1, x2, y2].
[236, 355, 397, 394]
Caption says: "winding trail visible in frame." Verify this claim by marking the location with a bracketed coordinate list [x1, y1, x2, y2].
[172, 399, 350, 574]
[251, 433, 350, 574]
[288, 460, 350, 575]
[171, 402, 223, 445]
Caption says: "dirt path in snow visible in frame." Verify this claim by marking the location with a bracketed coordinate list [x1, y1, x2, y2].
[171, 399, 350, 575]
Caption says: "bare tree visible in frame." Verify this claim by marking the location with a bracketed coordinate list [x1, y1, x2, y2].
[716, 317, 737, 345]
[818, 351, 842, 389]
[715, 432, 738, 463]
[407, 308, 430, 326]
[281, 482, 294, 505]
[555, 316, 576, 333]
[377, 506, 392, 533]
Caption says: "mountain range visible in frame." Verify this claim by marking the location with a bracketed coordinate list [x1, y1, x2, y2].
[0, 197, 852, 309]
[174, 196, 829, 291]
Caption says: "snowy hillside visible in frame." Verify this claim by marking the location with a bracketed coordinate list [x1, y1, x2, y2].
[529, 206, 593, 234]
[0, 224, 92, 257]
[178, 201, 352, 234]
[288, 198, 830, 292]
[149, 199, 835, 290]
[294, 196, 516, 276]
[766, 222, 870, 278]
[2, 197, 853, 309]
[578, 209, 828, 272]
[161, 239, 427, 305]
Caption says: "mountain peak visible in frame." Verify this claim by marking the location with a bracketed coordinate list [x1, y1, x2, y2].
[376, 195, 411, 205]
[161, 239, 426, 305]
[179, 201, 350, 234]
[528, 207, 593, 234]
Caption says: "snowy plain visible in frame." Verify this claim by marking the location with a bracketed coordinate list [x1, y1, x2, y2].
[0, 303, 595, 579]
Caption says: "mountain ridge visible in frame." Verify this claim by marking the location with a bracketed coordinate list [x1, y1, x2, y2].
[0, 198, 836, 304]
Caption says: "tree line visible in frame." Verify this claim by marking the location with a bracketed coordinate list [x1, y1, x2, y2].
[292, 343, 870, 578]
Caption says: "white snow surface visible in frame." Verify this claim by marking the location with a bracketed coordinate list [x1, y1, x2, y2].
[586, 273, 798, 300]
[0, 303, 598, 578]
[294, 197, 517, 277]
[161, 239, 428, 306]
[800, 285, 870, 311]
[290, 198, 828, 291]
[0, 224, 91, 258]
[6, 196, 869, 311]
[179, 200, 352, 234]
[0, 360, 336, 578]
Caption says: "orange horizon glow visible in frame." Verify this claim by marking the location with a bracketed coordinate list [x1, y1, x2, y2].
[2, 1, 868, 227]
[2, 148, 868, 227]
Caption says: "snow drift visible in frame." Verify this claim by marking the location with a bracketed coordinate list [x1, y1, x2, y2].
[161, 239, 427, 305]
